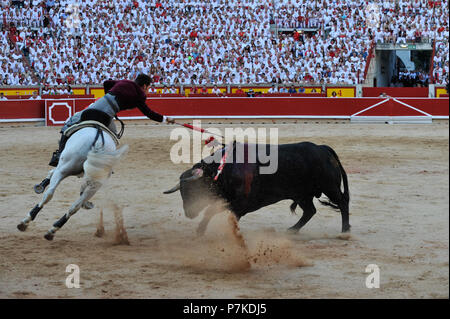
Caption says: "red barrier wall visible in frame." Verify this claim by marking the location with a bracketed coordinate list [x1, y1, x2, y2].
[352, 98, 447, 116]
[120, 97, 449, 118]
[0, 100, 45, 120]
[45, 100, 75, 126]
[74, 99, 95, 112]
[129, 97, 381, 117]
[363, 87, 429, 97]
[1, 97, 448, 123]
[395, 98, 449, 116]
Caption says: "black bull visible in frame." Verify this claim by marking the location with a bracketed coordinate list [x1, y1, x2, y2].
[164, 142, 350, 235]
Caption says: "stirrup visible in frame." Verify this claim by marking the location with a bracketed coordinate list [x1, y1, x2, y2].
[49, 151, 60, 167]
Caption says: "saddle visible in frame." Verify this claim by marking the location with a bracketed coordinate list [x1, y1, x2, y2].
[63, 121, 120, 146]
[80, 108, 112, 127]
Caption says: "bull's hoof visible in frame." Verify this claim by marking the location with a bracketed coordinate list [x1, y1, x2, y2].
[17, 223, 28, 232]
[342, 225, 351, 233]
[34, 184, 45, 194]
[82, 201, 94, 210]
[44, 232, 54, 241]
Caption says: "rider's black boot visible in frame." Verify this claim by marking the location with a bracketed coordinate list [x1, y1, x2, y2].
[48, 151, 60, 167]
[48, 134, 69, 167]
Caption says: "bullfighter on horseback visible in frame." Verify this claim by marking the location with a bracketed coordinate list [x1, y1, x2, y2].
[49, 73, 175, 167]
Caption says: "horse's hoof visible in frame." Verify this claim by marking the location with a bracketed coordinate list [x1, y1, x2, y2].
[94, 227, 105, 238]
[196, 229, 206, 237]
[17, 223, 28, 232]
[44, 232, 54, 241]
[34, 184, 45, 194]
[82, 201, 94, 210]
[287, 227, 299, 234]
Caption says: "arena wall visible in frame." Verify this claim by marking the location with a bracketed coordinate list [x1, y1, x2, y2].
[0, 97, 448, 124]
[362, 87, 429, 97]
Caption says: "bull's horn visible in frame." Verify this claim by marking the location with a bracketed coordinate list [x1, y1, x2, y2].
[163, 182, 180, 194]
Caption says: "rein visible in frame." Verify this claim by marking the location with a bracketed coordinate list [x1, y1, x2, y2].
[115, 115, 125, 139]
[91, 125, 105, 149]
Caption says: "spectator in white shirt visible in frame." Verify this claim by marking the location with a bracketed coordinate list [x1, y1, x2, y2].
[29, 91, 42, 99]
[169, 85, 178, 94]
[267, 84, 278, 93]
[161, 85, 170, 94]
[148, 85, 157, 94]
[211, 85, 222, 96]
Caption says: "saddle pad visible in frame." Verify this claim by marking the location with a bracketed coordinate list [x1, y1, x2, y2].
[64, 121, 120, 146]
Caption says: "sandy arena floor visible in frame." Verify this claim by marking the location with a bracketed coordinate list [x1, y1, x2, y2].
[0, 121, 448, 298]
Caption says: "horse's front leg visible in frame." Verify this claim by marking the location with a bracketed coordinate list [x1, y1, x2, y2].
[18, 169, 66, 232]
[44, 180, 101, 240]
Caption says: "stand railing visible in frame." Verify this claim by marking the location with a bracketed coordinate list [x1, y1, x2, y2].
[362, 41, 375, 84]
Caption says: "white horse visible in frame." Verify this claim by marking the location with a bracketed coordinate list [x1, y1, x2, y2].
[17, 125, 128, 240]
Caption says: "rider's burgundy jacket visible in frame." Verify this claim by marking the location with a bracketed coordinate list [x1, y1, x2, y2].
[103, 80, 163, 122]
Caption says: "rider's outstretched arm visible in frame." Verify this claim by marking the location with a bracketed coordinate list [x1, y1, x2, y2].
[137, 102, 173, 123]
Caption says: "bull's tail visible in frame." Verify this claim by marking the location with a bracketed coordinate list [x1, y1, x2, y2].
[319, 145, 350, 209]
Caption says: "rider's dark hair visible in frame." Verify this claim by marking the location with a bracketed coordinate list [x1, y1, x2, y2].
[135, 74, 152, 87]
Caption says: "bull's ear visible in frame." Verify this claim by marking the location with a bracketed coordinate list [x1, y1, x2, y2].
[181, 168, 204, 183]
[192, 168, 203, 177]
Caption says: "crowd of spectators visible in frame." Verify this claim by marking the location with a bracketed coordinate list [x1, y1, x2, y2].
[274, 0, 448, 45]
[391, 69, 430, 86]
[372, 0, 448, 44]
[0, 0, 448, 88]
[432, 40, 449, 84]
[41, 83, 73, 94]
[0, 24, 38, 85]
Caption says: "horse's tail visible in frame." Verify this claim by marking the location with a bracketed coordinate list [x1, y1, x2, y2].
[83, 145, 129, 184]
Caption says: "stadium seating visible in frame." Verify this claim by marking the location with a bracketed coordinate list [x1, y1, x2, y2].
[0, 0, 448, 87]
